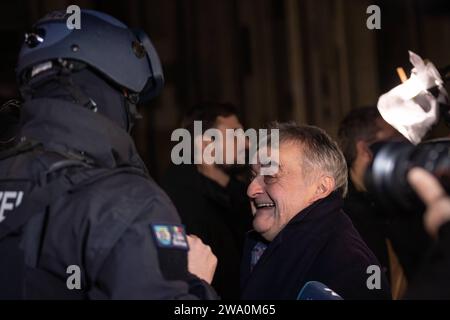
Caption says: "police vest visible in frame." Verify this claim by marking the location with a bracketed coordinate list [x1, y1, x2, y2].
[0, 140, 147, 299]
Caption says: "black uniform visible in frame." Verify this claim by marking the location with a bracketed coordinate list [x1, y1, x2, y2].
[0, 98, 217, 299]
[162, 164, 252, 299]
[240, 192, 391, 300]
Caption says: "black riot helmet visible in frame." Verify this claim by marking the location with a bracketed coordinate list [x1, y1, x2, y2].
[16, 9, 164, 125]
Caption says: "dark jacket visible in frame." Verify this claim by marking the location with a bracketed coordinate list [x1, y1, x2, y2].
[240, 192, 391, 300]
[343, 179, 390, 280]
[345, 180, 432, 282]
[162, 164, 252, 299]
[405, 221, 450, 299]
[385, 215, 432, 281]
[0, 98, 217, 299]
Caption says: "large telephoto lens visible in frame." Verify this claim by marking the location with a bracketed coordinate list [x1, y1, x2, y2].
[364, 139, 450, 215]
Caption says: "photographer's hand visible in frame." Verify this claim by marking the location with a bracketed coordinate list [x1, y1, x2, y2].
[408, 167, 450, 237]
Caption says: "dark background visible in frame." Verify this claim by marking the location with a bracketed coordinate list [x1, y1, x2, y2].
[1, 0, 449, 181]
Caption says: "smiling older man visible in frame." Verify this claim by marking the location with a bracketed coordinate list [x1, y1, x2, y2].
[240, 122, 391, 300]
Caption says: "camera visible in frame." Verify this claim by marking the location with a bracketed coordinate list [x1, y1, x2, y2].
[364, 139, 450, 215]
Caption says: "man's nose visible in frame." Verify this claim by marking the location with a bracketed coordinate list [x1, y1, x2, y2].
[247, 176, 264, 198]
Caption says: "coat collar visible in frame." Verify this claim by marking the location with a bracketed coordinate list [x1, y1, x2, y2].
[246, 192, 343, 268]
[284, 191, 343, 227]
[242, 192, 344, 291]
[248, 191, 343, 241]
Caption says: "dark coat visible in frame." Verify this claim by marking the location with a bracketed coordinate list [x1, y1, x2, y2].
[162, 164, 253, 299]
[343, 179, 391, 280]
[344, 180, 432, 282]
[405, 221, 450, 299]
[0, 98, 217, 299]
[240, 192, 392, 300]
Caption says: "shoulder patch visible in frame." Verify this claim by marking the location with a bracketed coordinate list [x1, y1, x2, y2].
[151, 224, 189, 250]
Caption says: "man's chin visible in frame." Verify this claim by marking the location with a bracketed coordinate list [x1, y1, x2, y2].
[252, 209, 275, 238]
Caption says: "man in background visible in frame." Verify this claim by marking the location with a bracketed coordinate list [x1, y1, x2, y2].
[338, 106, 400, 284]
[338, 106, 432, 298]
[162, 102, 253, 299]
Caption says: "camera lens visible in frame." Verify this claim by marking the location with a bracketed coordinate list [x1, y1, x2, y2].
[364, 139, 450, 215]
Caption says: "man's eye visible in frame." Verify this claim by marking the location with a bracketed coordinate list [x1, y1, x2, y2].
[263, 175, 277, 184]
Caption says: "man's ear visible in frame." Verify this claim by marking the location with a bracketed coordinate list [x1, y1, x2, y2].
[310, 175, 335, 203]
[356, 140, 372, 162]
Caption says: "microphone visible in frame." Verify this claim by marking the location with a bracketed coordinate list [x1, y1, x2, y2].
[297, 281, 343, 300]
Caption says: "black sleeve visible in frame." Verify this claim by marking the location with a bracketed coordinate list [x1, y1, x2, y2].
[439, 222, 450, 252]
[386, 214, 432, 281]
[405, 221, 450, 299]
[86, 195, 219, 300]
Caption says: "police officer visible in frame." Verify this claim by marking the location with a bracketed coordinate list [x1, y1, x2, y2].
[0, 10, 217, 299]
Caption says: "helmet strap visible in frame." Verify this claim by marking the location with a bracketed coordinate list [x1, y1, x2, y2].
[124, 92, 142, 132]
[21, 59, 98, 112]
[22, 59, 144, 132]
